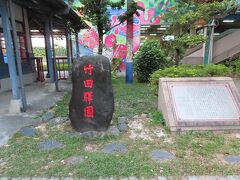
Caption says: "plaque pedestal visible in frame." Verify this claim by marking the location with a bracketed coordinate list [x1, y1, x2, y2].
[158, 77, 240, 132]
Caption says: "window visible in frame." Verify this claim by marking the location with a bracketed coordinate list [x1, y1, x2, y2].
[0, 21, 28, 63]
[18, 34, 27, 60]
[0, 32, 6, 63]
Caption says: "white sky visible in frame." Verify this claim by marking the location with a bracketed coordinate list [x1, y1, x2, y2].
[31, 37, 66, 47]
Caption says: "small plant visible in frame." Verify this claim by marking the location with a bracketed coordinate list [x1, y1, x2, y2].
[226, 58, 240, 75]
[111, 57, 122, 79]
[149, 110, 165, 126]
[54, 93, 71, 117]
[150, 64, 232, 95]
[134, 39, 173, 83]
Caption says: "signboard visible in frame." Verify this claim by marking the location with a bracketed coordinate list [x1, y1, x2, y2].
[158, 77, 240, 132]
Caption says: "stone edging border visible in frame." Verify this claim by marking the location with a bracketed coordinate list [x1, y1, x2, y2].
[0, 176, 240, 180]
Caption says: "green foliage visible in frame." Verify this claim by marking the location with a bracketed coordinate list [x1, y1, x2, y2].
[163, 0, 237, 64]
[150, 64, 232, 94]
[165, 0, 237, 32]
[118, 1, 145, 22]
[226, 58, 240, 75]
[111, 57, 121, 79]
[54, 93, 71, 117]
[134, 40, 173, 83]
[33, 47, 67, 57]
[162, 34, 206, 65]
[33, 47, 46, 57]
[149, 111, 165, 126]
[42, 64, 70, 71]
[176, 34, 206, 48]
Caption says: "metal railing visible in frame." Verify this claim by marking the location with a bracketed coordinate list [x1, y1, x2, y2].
[54, 56, 70, 80]
[34, 57, 45, 82]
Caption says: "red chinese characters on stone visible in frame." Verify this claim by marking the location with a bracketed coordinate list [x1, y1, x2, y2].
[83, 64, 95, 119]
[83, 91, 93, 104]
[84, 64, 94, 75]
[84, 106, 94, 118]
[84, 79, 93, 88]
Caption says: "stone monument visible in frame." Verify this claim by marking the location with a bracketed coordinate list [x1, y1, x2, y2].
[158, 77, 240, 132]
[69, 55, 114, 132]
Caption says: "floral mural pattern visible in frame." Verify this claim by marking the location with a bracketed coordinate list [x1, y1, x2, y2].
[78, 0, 175, 69]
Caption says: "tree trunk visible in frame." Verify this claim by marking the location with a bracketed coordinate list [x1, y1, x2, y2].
[174, 50, 181, 65]
[97, 25, 103, 55]
[125, 0, 134, 84]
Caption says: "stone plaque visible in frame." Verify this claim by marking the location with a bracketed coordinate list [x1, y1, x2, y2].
[170, 84, 240, 121]
[158, 77, 240, 132]
[69, 55, 114, 132]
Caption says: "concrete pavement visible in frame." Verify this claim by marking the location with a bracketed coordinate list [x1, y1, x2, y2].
[0, 81, 71, 146]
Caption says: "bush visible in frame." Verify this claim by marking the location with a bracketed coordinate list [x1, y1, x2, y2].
[111, 57, 121, 78]
[150, 64, 232, 94]
[134, 40, 172, 82]
[33, 47, 67, 57]
[227, 58, 240, 75]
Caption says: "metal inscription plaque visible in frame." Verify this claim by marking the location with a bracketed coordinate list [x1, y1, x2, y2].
[170, 84, 240, 121]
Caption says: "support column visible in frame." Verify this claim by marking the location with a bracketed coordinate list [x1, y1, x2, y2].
[203, 20, 216, 65]
[9, 0, 27, 111]
[44, 33, 50, 78]
[75, 32, 80, 59]
[66, 31, 72, 82]
[208, 20, 216, 64]
[49, 18, 58, 91]
[44, 18, 55, 83]
[69, 32, 74, 62]
[66, 31, 72, 65]
[0, 0, 21, 112]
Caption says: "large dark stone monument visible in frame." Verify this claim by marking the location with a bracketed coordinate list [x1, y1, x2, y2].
[69, 55, 114, 132]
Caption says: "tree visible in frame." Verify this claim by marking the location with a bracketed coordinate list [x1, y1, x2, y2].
[162, 0, 237, 64]
[69, 0, 143, 55]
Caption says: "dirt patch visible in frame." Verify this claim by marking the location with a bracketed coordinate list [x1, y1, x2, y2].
[35, 124, 48, 134]
[84, 144, 98, 152]
[128, 116, 169, 142]
[215, 153, 226, 164]
[0, 159, 8, 175]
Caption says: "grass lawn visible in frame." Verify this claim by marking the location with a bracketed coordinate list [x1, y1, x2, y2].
[0, 78, 240, 178]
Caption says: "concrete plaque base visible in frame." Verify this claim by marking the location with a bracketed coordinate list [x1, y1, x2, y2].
[158, 77, 240, 132]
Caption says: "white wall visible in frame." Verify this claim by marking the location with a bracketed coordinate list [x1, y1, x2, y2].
[0, 73, 37, 93]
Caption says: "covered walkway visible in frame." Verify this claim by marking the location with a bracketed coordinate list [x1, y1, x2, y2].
[0, 81, 71, 146]
[0, 0, 87, 113]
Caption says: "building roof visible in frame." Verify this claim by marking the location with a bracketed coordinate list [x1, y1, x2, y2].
[13, 0, 88, 34]
[215, 13, 240, 33]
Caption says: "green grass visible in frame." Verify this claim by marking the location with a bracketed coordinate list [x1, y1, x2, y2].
[0, 78, 240, 178]
[148, 110, 165, 126]
[54, 77, 157, 123]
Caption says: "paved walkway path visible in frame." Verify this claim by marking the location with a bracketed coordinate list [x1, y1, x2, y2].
[0, 81, 71, 146]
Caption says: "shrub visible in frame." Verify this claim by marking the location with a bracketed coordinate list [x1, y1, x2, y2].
[150, 64, 232, 94]
[134, 39, 172, 82]
[111, 57, 121, 78]
[33, 47, 67, 57]
[227, 58, 240, 75]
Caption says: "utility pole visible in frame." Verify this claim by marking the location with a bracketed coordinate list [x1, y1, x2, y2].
[125, 0, 134, 84]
